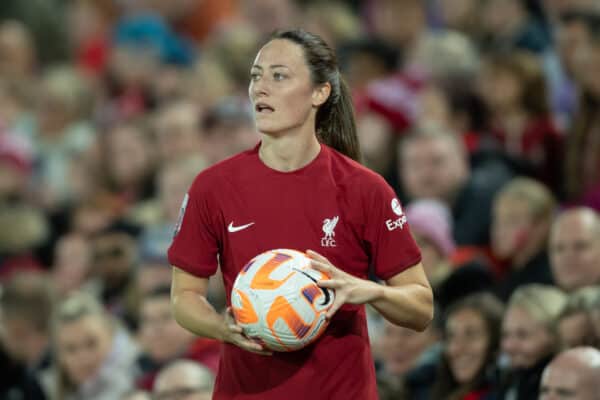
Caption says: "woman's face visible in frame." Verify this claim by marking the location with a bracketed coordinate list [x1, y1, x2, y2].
[57, 315, 113, 385]
[138, 296, 194, 362]
[106, 125, 153, 188]
[478, 65, 521, 112]
[249, 39, 325, 136]
[558, 312, 594, 349]
[502, 306, 555, 369]
[446, 308, 490, 384]
[491, 197, 534, 261]
[379, 321, 436, 375]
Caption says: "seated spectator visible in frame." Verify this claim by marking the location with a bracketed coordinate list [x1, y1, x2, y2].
[549, 207, 600, 291]
[478, 51, 563, 194]
[479, 0, 551, 53]
[398, 125, 512, 246]
[491, 177, 556, 301]
[0, 20, 36, 80]
[429, 293, 504, 400]
[136, 286, 220, 391]
[565, 16, 600, 210]
[137, 155, 207, 255]
[40, 291, 139, 400]
[201, 97, 259, 165]
[556, 287, 600, 349]
[0, 271, 54, 399]
[100, 121, 157, 214]
[540, 347, 600, 400]
[153, 100, 205, 165]
[90, 225, 139, 326]
[153, 360, 215, 400]
[50, 233, 92, 296]
[374, 318, 440, 396]
[30, 65, 96, 210]
[498, 284, 567, 400]
[437, 0, 485, 40]
[405, 199, 456, 288]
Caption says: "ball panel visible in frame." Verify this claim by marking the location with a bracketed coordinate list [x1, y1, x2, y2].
[231, 289, 259, 325]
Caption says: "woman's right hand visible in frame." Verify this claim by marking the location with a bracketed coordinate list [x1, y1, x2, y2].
[222, 308, 272, 356]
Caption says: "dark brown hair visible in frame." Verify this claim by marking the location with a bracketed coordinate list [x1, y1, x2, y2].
[269, 29, 361, 161]
[430, 292, 505, 400]
[484, 51, 549, 117]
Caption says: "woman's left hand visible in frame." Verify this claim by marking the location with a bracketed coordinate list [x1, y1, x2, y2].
[306, 249, 382, 319]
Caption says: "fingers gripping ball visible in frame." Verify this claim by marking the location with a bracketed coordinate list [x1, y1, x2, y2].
[231, 249, 335, 352]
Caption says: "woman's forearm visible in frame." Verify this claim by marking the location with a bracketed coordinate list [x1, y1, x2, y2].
[171, 289, 227, 341]
[368, 281, 434, 331]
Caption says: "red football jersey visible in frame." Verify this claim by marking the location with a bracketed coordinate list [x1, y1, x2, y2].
[168, 143, 421, 400]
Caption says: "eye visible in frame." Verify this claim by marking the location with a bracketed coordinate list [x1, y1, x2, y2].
[273, 72, 286, 81]
[250, 72, 261, 81]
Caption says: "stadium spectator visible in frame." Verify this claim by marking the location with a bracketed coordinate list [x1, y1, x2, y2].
[136, 286, 220, 390]
[556, 287, 600, 349]
[398, 124, 512, 246]
[40, 291, 139, 400]
[429, 293, 504, 400]
[478, 51, 563, 193]
[540, 347, 600, 400]
[498, 284, 567, 400]
[549, 207, 600, 291]
[153, 360, 215, 400]
[491, 178, 556, 301]
[0, 271, 54, 399]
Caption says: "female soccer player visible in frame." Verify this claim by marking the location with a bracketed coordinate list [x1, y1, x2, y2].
[168, 29, 433, 400]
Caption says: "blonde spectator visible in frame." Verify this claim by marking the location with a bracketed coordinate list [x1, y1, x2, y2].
[492, 177, 556, 300]
[41, 291, 139, 400]
[499, 284, 567, 400]
[32, 65, 96, 209]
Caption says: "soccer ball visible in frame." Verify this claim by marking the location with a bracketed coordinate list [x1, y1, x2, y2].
[231, 248, 335, 352]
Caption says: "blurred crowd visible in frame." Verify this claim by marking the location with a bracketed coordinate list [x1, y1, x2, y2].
[2, 0, 600, 399]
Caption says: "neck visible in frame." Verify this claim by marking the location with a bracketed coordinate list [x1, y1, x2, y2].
[259, 130, 321, 172]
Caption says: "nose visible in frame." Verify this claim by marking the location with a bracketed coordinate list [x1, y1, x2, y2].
[447, 337, 462, 358]
[249, 78, 268, 100]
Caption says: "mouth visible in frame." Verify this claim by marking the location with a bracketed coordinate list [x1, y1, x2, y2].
[255, 102, 275, 114]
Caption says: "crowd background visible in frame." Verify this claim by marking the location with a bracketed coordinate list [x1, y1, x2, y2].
[2, 0, 600, 399]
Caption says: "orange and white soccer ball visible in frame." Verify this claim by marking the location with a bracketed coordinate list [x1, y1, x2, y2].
[231, 248, 335, 352]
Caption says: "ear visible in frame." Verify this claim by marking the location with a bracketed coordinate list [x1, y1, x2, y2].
[312, 82, 331, 107]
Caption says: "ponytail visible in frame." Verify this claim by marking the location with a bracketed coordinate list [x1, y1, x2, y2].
[316, 74, 361, 162]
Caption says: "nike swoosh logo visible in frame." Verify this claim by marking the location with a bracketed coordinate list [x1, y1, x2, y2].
[228, 222, 255, 233]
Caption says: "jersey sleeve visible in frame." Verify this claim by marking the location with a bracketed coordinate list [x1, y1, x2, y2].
[363, 176, 421, 280]
[167, 180, 219, 278]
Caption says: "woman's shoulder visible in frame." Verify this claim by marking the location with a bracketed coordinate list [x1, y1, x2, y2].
[326, 146, 389, 190]
[190, 147, 258, 190]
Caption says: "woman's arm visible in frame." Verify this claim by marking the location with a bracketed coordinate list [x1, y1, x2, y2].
[308, 250, 434, 331]
[371, 264, 434, 331]
[170, 266, 271, 354]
